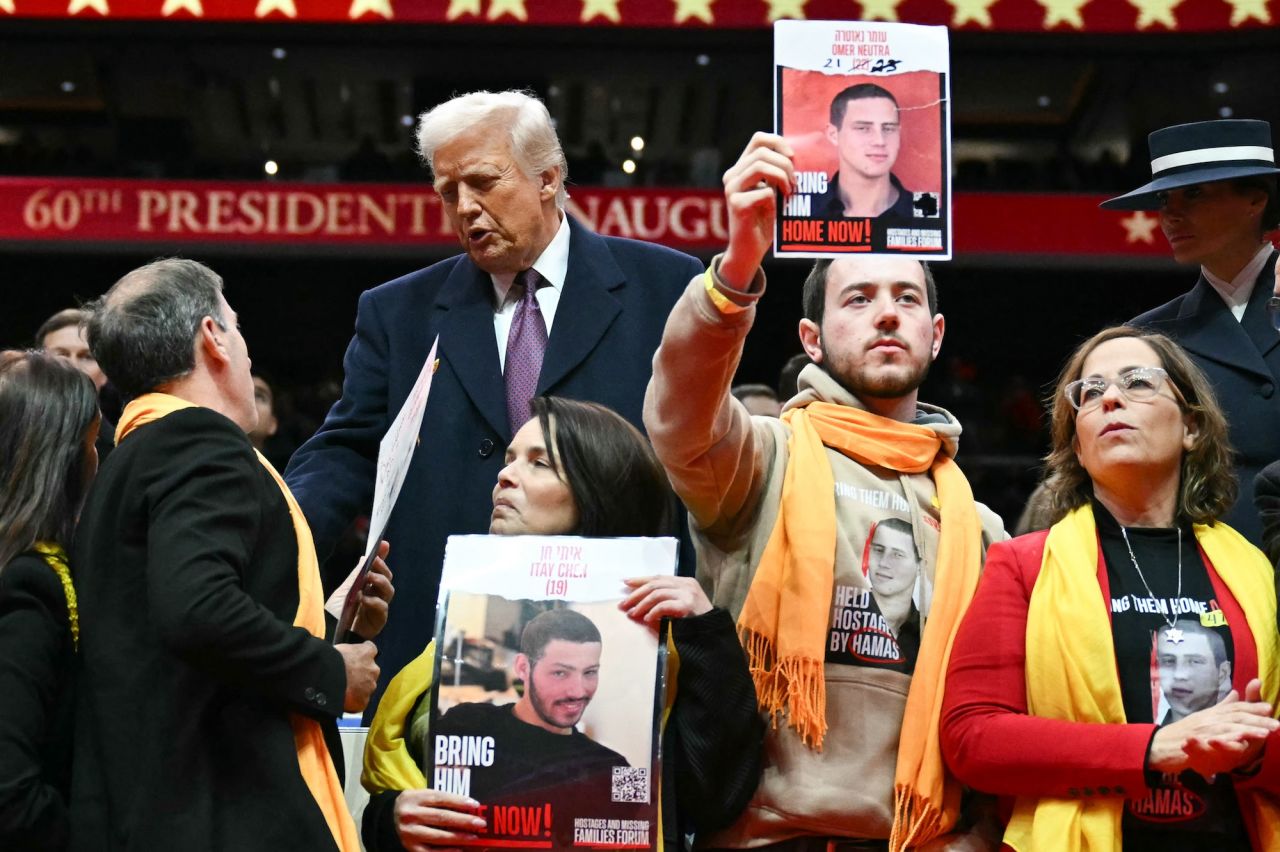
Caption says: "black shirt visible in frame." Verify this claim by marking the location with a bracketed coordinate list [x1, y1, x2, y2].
[813, 171, 915, 221]
[1095, 503, 1247, 851]
[826, 582, 920, 674]
[430, 702, 637, 848]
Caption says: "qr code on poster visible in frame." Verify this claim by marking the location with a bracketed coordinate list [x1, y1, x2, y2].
[611, 766, 649, 803]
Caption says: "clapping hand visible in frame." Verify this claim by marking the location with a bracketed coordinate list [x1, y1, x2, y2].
[1149, 678, 1277, 778]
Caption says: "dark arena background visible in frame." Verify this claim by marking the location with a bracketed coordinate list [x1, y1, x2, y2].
[2, 6, 1278, 525]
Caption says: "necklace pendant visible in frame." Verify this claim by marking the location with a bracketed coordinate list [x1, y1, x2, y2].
[1164, 626, 1185, 644]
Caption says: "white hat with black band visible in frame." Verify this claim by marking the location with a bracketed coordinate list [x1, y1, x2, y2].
[1100, 119, 1279, 211]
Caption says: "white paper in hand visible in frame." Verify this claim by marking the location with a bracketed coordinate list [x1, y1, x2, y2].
[327, 336, 439, 634]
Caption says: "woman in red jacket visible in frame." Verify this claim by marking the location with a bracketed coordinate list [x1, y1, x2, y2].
[942, 326, 1280, 852]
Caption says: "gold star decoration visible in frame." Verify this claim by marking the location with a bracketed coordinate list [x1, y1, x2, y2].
[1223, 0, 1269, 24]
[349, 0, 392, 17]
[254, 0, 296, 16]
[858, 0, 903, 21]
[1038, 0, 1089, 27]
[445, 0, 480, 18]
[161, 0, 203, 15]
[580, 0, 620, 21]
[487, 0, 526, 20]
[0, 0, 14, 12]
[673, 0, 714, 24]
[765, 0, 806, 20]
[67, 0, 108, 14]
[1128, 0, 1181, 28]
[946, 0, 998, 27]
[1120, 211, 1159, 244]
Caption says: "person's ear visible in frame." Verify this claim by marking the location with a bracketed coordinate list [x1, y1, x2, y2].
[1182, 413, 1199, 452]
[198, 316, 229, 366]
[539, 166, 560, 202]
[825, 123, 839, 148]
[514, 653, 530, 685]
[1244, 186, 1268, 220]
[930, 313, 945, 361]
[799, 318, 823, 364]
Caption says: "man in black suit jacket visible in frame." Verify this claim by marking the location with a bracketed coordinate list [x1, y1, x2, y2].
[1103, 119, 1280, 546]
[72, 259, 387, 851]
[284, 91, 703, 714]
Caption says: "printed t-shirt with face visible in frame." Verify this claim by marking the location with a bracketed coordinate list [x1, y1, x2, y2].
[825, 471, 936, 676]
[1094, 503, 1246, 850]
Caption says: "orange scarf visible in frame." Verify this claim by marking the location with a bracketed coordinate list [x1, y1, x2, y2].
[117, 393, 359, 852]
[737, 401, 983, 851]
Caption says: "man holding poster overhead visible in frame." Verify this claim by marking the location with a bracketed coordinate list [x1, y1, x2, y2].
[645, 133, 1004, 850]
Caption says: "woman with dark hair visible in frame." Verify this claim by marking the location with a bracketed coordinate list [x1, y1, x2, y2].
[491, 396, 675, 539]
[362, 396, 762, 852]
[0, 351, 101, 850]
[941, 326, 1280, 851]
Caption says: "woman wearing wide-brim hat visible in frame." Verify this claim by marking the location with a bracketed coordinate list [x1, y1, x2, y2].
[1106, 119, 1280, 548]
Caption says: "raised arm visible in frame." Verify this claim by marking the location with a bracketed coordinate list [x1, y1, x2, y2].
[642, 133, 797, 544]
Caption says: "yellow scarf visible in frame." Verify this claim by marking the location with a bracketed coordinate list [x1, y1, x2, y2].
[33, 541, 78, 650]
[117, 393, 359, 852]
[363, 640, 435, 794]
[1006, 504, 1280, 851]
[736, 401, 984, 852]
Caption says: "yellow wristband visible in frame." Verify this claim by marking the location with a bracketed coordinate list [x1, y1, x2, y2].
[704, 267, 748, 315]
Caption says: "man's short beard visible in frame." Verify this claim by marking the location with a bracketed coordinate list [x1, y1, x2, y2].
[820, 339, 932, 401]
[526, 668, 586, 728]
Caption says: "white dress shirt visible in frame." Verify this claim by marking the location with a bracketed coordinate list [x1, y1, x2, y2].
[1202, 243, 1274, 322]
[491, 213, 570, 372]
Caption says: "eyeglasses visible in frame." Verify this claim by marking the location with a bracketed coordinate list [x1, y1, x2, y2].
[1268, 296, 1280, 333]
[1064, 366, 1184, 411]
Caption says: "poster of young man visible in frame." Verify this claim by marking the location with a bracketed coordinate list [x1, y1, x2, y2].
[774, 20, 951, 259]
[428, 535, 677, 851]
[1105, 561, 1240, 838]
[826, 516, 934, 675]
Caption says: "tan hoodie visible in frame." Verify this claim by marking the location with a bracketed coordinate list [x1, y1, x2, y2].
[643, 269, 1005, 848]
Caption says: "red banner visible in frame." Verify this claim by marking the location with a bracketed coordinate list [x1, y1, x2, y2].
[0, 176, 1178, 258]
[0, 0, 1271, 32]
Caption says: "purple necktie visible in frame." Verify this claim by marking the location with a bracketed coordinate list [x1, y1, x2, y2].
[504, 268, 548, 434]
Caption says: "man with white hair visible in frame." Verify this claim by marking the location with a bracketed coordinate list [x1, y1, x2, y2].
[285, 90, 702, 715]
